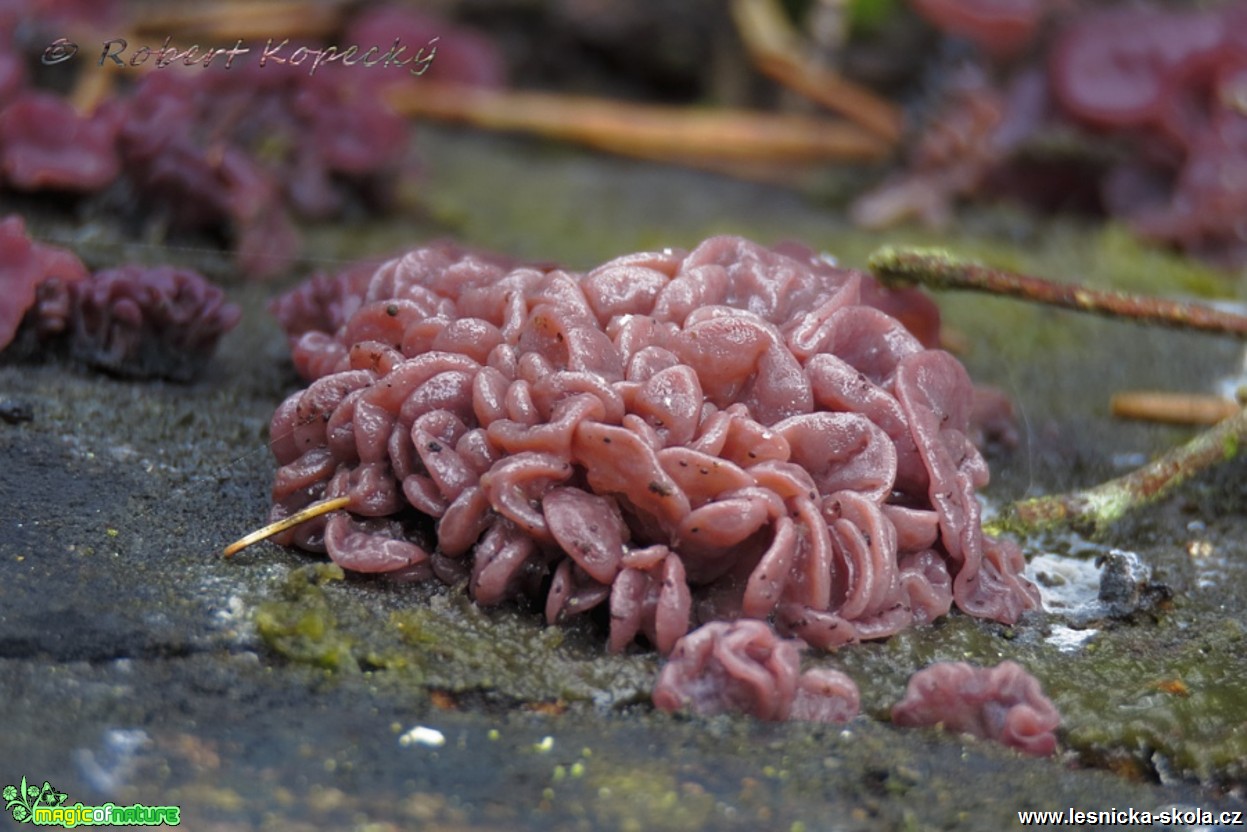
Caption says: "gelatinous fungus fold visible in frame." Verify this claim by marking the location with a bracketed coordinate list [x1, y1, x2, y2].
[266, 235, 1040, 667]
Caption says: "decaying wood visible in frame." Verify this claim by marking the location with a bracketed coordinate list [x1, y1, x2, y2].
[128, 0, 347, 40]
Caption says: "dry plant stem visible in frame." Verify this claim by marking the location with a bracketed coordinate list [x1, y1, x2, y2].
[223, 495, 352, 558]
[869, 247, 1247, 336]
[130, 0, 346, 40]
[387, 83, 888, 165]
[988, 406, 1247, 536]
[730, 0, 904, 145]
[67, 65, 117, 114]
[1111, 391, 1241, 426]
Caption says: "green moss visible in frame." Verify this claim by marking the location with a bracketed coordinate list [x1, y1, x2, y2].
[824, 604, 1247, 785]
[1047, 616, 1247, 783]
[254, 564, 356, 671]
[1224, 431, 1240, 461]
[1091, 224, 1231, 298]
[847, 0, 902, 34]
[253, 563, 656, 704]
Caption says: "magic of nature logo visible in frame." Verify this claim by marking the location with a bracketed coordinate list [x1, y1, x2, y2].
[4, 777, 180, 827]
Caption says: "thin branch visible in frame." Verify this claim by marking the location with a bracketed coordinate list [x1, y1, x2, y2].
[868, 246, 1247, 337]
[986, 399, 1247, 536]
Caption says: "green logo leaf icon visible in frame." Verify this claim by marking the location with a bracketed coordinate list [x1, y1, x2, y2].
[4, 776, 67, 824]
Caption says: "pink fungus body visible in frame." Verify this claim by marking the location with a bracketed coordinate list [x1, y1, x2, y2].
[0, 92, 121, 192]
[0, 215, 239, 379]
[69, 264, 242, 380]
[1047, 4, 1247, 263]
[0, 214, 88, 351]
[267, 235, 1039, 661]
[891, 660, 1060, 757]
[909, 0, 1043, 59]
[652, 619, 859, 722]
[1049, 8, 1224, 134]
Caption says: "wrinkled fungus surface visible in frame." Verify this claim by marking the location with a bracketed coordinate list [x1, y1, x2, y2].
[891, 660, 1060, 757]
[268, 235, 1039, 662]
[653, 620, 859, 722]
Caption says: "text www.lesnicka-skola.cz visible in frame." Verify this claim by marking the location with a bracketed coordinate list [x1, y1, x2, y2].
[1017, 807, 1243, 826]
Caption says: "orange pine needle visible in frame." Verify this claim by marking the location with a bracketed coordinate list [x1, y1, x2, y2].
[730, 0, 904, 144]
[131, 0, 346, 40]
[386, 83, 887, 165]
[1111, 391, 1241, 426]
[222, 496, 351, 558]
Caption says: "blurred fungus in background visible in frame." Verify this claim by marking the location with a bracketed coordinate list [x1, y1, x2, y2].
[857, 0, 1247, 266]
[891, 660, 1061, 757]
[0, 215, 240, 380]
[0, 1, 506, 278]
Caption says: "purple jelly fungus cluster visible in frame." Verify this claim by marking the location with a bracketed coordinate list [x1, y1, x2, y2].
[0, 214, 240, 380]
[652, 619, 861, 723]
[879, 0, 1247, 265]
[68, 263, 242, 380]
[266, 235, 1041, 671]
[1048, 4, 1247, 264]
[891, 660, 1061, 757]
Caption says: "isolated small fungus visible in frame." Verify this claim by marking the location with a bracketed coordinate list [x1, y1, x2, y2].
[891, 660, 1060, 757]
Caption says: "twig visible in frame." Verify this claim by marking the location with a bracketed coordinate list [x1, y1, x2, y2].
[730, 0, 904, 145]
[986, 397, 1247, 537]
[868, 246, 1247, 336]
[386, 83, 888, 165]
[1110, 391, 1241, 426]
